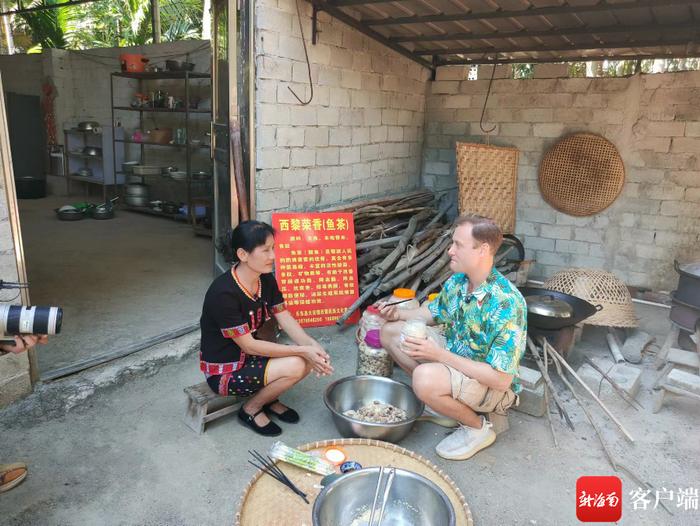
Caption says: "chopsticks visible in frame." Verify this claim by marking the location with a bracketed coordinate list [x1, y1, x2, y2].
[248, 450, 309, 504]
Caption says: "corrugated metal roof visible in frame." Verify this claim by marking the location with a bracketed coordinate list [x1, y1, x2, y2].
[309, 0, 700, 70]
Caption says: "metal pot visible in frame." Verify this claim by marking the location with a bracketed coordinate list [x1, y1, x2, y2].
[124, 195, 150, 207]
[55, 207, 85, 221]
[77, 121, 99, 131]
[90, 205, 114, 220]
[673, 260, 700, 308]
[519, 287, 601, 330]
[125, 183, 149, 197]
[165, 59, 195, 72]
[312, 467, 456, 526]
[526, 295, 573, 319]
[324, 376, 424, 443]
[76, 167, 93, 178]
[82, 146, 101, 157]
[670, 292, 700, 332]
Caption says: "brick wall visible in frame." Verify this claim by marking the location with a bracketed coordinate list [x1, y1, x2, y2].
[254, 0, 429, 221]
[424, 68, 700, 290]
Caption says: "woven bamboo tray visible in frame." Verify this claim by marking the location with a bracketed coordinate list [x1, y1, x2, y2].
[455, 142, 519, 233]
[235, 438, 474, 526]
[539, 133, 625, 216]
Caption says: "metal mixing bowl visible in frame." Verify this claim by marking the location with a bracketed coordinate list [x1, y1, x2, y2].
[313, 467, 456, 526]
[324, 375, 424, 443]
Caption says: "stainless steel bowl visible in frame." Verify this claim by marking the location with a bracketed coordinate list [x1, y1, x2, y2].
[313, 467, 456, 526]
[324, 375, 424, 443]
[82, 146, 101, 157]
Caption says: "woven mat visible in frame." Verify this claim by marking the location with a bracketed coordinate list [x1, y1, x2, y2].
[235, 438, 474, 526]
[455, 142, 519, 233]
[539, 133, 624, 216]
[543, 268, 638, 328]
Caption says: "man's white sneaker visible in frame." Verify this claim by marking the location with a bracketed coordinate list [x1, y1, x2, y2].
[435, 416, 496, 460]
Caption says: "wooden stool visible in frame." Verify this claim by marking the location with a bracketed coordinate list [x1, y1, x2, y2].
[184, 381, 246, 434]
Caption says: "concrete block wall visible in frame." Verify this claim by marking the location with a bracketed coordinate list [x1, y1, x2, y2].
[424, 69, 700, 290]
[254, 0, 429, 221]
[0, 54, 43, 97]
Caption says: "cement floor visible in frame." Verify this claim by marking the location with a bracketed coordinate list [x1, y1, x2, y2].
[18, 196, 212, 375]
[0, 304, 698, 525]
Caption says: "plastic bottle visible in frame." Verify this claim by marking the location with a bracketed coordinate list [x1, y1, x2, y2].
[357, 329, 393, 377]
[358, 305, 385, 343]
[389, 288, 420, 310]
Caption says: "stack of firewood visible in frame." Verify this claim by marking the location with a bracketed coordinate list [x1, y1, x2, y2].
[337, 190, 452, 324]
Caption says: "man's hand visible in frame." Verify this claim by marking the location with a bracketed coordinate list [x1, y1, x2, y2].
[301, 345, 334, 377]
[0, 334, 48, 354]
[377, 302, 400, 322]
[402, 336, 447, 363]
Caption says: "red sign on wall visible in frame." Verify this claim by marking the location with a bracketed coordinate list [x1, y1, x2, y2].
[272, 212, 360, 327]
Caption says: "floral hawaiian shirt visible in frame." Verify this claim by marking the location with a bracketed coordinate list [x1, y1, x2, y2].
[428, 268, 527, 394]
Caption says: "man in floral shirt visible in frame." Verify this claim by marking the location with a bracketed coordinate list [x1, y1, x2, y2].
[379, 215, 526, 460]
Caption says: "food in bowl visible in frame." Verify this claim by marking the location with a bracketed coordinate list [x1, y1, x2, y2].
[344, 400, 408, 424]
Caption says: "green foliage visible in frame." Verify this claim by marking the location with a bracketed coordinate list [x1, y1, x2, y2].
[11, 0, 205, 51]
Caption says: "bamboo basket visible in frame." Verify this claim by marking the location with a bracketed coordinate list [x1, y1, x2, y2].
[538, 133, 625, 216]
[455, 142, 519, 233]
[543, 268, 638, 328]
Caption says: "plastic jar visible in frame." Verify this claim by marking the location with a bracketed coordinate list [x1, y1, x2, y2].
[400, 318, 428, 351]
[357, 329, 393, 377]
[358, 305, 385, 343]
[389, 288, 420, 310]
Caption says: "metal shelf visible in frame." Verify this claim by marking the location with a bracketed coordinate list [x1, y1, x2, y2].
[111, 69, 212, 225]
[112, 71, 211, 80]
[67, 174, 109, 185]
[115, 139, 210, 149]
[113, 106, 211, 114]
[68, 151, 102, 160]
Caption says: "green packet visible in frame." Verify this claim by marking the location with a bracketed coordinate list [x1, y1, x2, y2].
[269, 441, 335, 476]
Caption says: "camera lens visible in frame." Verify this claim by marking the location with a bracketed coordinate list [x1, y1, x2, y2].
[0, 305, 63, 336]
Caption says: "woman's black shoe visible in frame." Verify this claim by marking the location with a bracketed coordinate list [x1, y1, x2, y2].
[263, 399, 300, 423]
[238, 406, 282, 436]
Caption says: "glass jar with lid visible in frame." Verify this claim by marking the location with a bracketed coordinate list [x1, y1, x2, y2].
[357, 329, 393, 377]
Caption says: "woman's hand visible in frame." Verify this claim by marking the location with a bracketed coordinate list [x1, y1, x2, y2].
[377, 302, 400, 322]
[301, 345, 334, 377]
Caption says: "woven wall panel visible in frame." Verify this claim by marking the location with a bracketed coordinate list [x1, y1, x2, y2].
[455, 142, 519, 233]
[539, 133, 625, 216]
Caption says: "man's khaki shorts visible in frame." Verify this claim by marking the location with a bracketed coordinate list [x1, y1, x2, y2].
[443, 364, 518, 415]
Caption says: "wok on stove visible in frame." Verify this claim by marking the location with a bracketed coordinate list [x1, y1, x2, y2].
[519, 286, 602, 330]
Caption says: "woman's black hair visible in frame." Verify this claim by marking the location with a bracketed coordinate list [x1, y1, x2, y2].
[216, 220, 275, 263]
